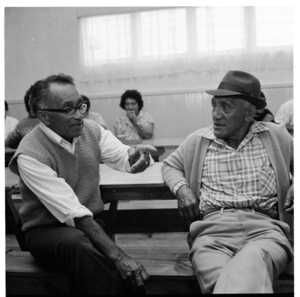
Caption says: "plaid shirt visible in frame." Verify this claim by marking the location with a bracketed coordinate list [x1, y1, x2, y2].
[199, 121, 278, 218]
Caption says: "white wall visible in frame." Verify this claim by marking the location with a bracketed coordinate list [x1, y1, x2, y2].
[5, 7, 293, 139]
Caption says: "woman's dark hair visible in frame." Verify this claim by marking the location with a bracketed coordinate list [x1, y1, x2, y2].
[120, 90, 144, 111]
[82, 95, 90, 112]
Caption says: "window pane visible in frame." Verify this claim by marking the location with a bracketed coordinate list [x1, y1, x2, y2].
[255, 7, 292, 47]
[196, 7, 245, 52]
[80, 14, 132, 65]
[140, 9, 188, 57]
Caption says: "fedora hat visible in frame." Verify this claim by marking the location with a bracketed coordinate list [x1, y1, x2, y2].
[206, 71, 266, 110]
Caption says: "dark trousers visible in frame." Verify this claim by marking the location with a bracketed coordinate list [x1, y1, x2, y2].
[24, 213, 128, 295]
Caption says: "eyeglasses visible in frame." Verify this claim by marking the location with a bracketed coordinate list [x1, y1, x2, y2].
[39, 102, 87, 118]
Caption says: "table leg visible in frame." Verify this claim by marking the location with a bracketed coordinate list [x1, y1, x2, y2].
[106, 201, 119, 242]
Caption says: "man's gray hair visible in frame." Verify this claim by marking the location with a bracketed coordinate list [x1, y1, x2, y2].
[29, 73, 75, 116]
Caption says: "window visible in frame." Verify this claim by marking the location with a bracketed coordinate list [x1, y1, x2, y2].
[196, 7, 245, 52]
[80, 13, 132, 66]
[255, 6, 293, 47]
[140, 9, 188, 57]
[79, 6, 292, 82]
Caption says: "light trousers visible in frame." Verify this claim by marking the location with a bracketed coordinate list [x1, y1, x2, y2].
[188, 210, 293, 294]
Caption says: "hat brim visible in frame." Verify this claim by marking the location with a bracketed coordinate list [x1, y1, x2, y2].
[206, 89, 266, 110]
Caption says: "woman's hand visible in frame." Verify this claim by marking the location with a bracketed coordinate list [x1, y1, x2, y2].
[127, 110, 138, 126]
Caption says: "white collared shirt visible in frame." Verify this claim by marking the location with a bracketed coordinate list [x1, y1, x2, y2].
[17, 122, 133, 227]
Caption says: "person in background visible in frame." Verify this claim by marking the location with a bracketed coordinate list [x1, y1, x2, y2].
[254, 91, 275, 122]
[82, 95, 107, 129]
[9, 73, 157, 294]
[162, 71, 293, 294]
[5, 86, 40, 148]
[114, 90, 154, 143]
[5, 101, 19, 139]
[275, 99, 293, 137]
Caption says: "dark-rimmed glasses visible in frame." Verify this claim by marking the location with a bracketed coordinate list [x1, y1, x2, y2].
[39, 102, 87, 118]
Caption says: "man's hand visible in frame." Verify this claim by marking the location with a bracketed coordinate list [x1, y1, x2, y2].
[127, 145, 157, 173]
[114, 253, 149, 292]
[176, 185, 200, 222]
[284, 184, 294, 214]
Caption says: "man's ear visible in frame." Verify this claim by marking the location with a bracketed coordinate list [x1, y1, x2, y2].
[36, 110, 50, 126]
[245, 105, 257, 122]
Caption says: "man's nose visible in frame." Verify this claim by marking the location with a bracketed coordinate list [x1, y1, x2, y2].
[213, 106, 222, 119]
[73, 108, 83, 119]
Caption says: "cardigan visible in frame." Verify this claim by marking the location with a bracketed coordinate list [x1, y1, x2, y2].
[162, 122, 293, 237]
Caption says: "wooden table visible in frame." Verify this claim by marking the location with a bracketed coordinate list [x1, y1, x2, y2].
[142, 138, 185, 149]
[5, 163, 186, 235]
[100, 162, 172, 200]
[129, 138, 185, 161]
[6, 162, 171, 196]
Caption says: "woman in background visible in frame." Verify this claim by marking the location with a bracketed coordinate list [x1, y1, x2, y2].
[82, 95, 107, 129]
[5, 87, 39, 148]
[114, 90, 154, 143]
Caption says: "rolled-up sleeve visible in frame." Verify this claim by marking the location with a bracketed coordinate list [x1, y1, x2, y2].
[17, 154, 93, 228]
[99, 126, 131, 171]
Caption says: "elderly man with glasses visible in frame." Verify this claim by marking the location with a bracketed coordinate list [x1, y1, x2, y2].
[162, 71, 294, 294]
[9, 73, 156, 294]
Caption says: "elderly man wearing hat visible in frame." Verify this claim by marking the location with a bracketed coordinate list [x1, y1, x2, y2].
[162, 70, 293, 294]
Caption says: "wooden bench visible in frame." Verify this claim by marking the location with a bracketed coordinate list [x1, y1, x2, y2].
[5, 185, 199, 295]
[6, 247, 201, 295]
[5, 187, 294, 294]
[6, 240, 294, 295]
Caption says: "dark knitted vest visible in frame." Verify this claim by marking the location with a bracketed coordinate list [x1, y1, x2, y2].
[9, 119, 103, 231]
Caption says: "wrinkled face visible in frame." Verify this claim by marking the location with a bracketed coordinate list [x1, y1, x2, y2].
[212, 97, 249, 142]
[125, 98, 139, 116]
[44, 83, 84, 143]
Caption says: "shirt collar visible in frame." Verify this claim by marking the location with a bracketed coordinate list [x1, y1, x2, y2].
[197, 120, 269, 141]
[39, 122, 80, 153]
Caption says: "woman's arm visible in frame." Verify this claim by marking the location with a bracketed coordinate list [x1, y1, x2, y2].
[133, 122, 154, 139]
[127, 111, 154, 139]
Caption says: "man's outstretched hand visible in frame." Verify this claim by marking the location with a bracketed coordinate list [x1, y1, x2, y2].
[127, 145, 157, 173]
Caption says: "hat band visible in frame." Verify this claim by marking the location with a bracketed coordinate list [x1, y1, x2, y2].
[218, 82, 255, 97]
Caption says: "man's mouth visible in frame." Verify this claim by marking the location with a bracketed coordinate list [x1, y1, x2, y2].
[72, 122, 83, 127]
[214, 123, 224, 128]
